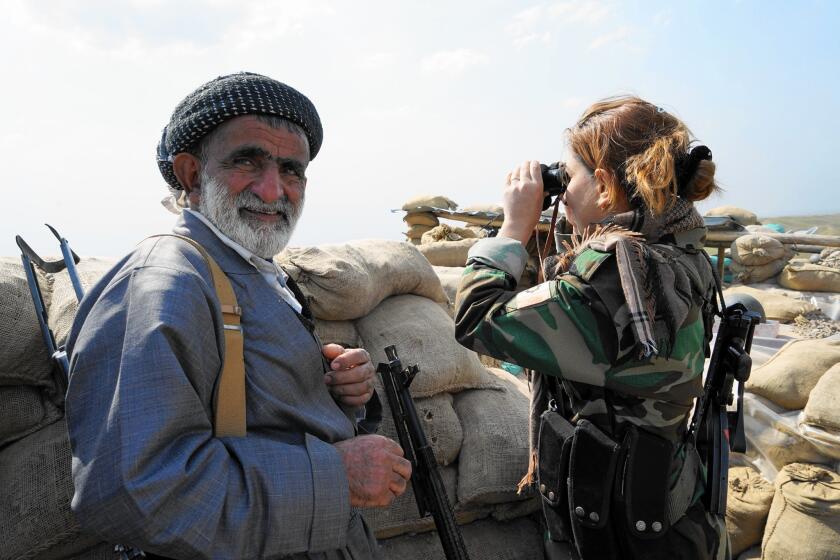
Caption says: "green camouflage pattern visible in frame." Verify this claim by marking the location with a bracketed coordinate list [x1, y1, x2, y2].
[455, 241, 714, 442]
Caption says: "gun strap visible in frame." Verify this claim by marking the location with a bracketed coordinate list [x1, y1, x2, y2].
[147, 234, 246, 438]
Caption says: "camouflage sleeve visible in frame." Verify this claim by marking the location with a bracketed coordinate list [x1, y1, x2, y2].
[454, 237, 643, 396]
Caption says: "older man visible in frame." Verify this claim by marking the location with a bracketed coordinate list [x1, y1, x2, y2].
[65, 72, 410, 559]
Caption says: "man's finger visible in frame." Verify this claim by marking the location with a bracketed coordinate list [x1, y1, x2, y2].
[331, 381, 372, 397]
[322, 343, 345, 361]
[329, 348, 371, 370]
[389, 473, 408, 497]
[392, 456, 412, 480]
[325, 367, 370, 386]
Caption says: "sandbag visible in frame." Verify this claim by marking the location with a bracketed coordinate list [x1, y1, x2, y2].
[705, 205, 758, 226]
[725, 466, 775, 556]
[376, 391, 463, 467]
[48, 258, 115, 346]
[276, 240, 448, 321]
[723, 285, 817, 322]
[402, 195, 458, 211]
[357, 295, 502, 398]
[0, 385, 62, 448]
[403, 212, 440, 228]
[421, 224, 477, 244]
[803, 362, 840, 432]
[462, 203, 503, 214]
[746, 338, 840, 409]
[313, 319, 362, 349]
[762, 463, 840, 560]
[378, 516, 545, 560]
[418, 239, 480, 267]
[0, 419, 105, 559]
[736, 546, 761, 560]
[779, 263, 840, 293]
[406, 223, 435, 239]
[0, 257, 53, 387]
[432, 266, 465, 306]
[730, 258, 787, 284]
[730, 234, 786, 266]
[454, 370, 531, 506]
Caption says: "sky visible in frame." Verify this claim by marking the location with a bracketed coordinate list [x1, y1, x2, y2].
[2, 0, 838, 257]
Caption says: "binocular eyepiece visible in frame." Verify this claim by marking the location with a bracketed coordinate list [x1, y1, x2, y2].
[540, 162, 570, 210]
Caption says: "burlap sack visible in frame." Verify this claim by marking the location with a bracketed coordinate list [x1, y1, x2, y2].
[402, 195, 458, 211]
[803, 362, 840, 432]
[0, 257, 53, 387]
[746, 338, 840, 409]
[762, 463, 840, 560]
[730, 234, 786, 266]
[730, 258, 787, 283]
[403, 212, 440, 227]
[433, 266, 465, 306]
[421, 224, 478, 244]
[313, 319, 362, 348]
[462, 203, 503, 214]
[418, 239, 480, 267]
[736, 546, 761, 560]
[779, 263, 840, 293]
[276, 241, 448, 321]
[454, 369, 531, 506]
[48, 258, 115, 346]
[705, 205, 758, 226]
[723, 286, 817, 322]
[357, 295, 503, 398]
[725, 466, 775, 556]
[0, 385, 62, 448]
[406, 223, 435, 239]
[361, 466, 481, 539]
[0, 419, 105, 559]
[376, 390, 463, 467]
[378, 516, 545, 560]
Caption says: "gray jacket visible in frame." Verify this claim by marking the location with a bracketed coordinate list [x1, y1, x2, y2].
[66, 211, 378, 559]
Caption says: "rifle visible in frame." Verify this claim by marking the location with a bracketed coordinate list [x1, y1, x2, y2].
[685, 302, 760, 516]
[15, 224, 85, 384]
[377, 345, 471, 560]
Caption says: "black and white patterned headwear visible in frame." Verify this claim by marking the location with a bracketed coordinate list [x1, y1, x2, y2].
[156, 72, 323, 190]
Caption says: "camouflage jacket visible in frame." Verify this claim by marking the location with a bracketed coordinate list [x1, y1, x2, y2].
[454, 235, 716, 444]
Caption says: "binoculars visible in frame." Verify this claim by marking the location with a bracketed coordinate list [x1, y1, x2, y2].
[540, 162, 569, 210]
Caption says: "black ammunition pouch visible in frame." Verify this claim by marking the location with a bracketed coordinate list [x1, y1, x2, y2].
[537, 411, 680, 559]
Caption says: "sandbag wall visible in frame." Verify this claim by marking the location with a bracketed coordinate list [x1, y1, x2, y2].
[276, 240, 543, 559]
[1, 257, 117, 559]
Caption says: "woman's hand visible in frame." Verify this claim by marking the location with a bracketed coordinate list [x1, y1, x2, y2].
[498, 160, 544, 245]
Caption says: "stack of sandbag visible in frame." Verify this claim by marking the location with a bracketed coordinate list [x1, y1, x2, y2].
[723, 285, 818, 322]
[725, 465, 776, 557]
[433, 266, 465, 311]
[761, 463, 840, 559]
[729, 234, 791, 284]
[704, 205, 759, 226]
[1, 257, 116, 559]
[402, 195, 458, 245]
[279, 240, 540, 556]
[418, 238, 480, 267]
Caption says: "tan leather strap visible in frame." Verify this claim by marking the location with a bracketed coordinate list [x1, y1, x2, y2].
[147, 234, 246, 437]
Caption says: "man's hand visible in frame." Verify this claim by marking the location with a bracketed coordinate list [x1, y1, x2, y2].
[323, 344, 375, 407]
[335, 435, 412, 507]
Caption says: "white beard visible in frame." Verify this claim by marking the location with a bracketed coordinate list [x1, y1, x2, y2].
[197, 172, 304, 258]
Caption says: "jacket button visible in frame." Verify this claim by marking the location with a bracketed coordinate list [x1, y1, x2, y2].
[539, 484, 546, 494]
[548, 491, 555, 501]
[589, 512, 599, 523]
[574, 506, 585, 518]
[635, 520, 646, 532]
[652, 521, 662, 532]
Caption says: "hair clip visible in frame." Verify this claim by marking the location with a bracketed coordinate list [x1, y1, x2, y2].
[656, 106, 665, 113]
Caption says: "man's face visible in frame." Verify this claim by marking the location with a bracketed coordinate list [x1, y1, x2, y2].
[196, 115, 310, 258]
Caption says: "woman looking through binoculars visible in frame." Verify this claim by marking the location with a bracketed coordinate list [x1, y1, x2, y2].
[454, 96, 727, 560]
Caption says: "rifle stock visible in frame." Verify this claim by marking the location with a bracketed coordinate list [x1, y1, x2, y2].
[377, 345, 470, 560]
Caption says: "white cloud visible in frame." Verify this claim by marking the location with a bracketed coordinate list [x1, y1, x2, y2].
[548, 0, 611, 24]
[589, 25, 631, 49]
[513, 31, 552, 48]
[357, 52, 399, 70]
[421, 49, 489, 75]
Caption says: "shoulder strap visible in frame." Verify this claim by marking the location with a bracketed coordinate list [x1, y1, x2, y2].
[147, 234, 246, 437]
